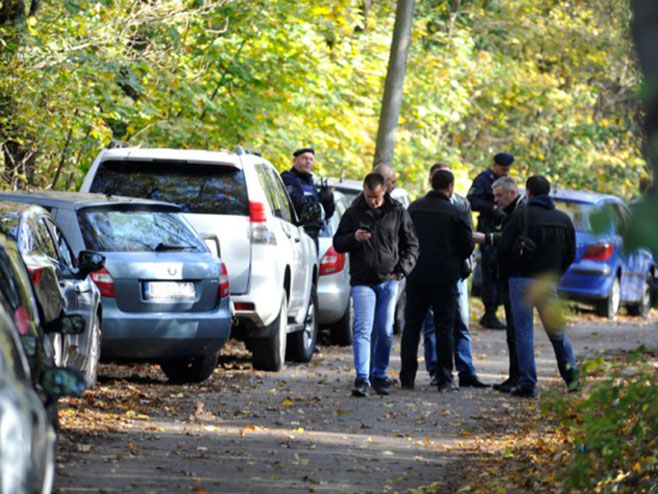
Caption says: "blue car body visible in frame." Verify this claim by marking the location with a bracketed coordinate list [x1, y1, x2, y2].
[552, 190, 655, 316]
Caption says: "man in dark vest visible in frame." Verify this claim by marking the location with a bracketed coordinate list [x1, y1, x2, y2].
[281, 147, 335, 252]
[467, 152, 513, 329]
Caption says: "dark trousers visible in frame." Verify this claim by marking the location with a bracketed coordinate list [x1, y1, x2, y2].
[401, 281, 457, 386]
[480, 243, 499, 314]
[500, 280, 519, 382]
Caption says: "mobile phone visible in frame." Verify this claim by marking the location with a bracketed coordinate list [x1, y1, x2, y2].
[359, 223, 370, 232]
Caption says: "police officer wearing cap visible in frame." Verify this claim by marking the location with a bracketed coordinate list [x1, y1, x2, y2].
[467, 152, 513, 330]
[281, 147, 335, 253]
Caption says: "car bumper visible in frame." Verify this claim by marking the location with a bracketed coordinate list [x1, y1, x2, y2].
[317, 274, 350, 325]
[558, 262, 615, 301]
[100, 297, 231, 359]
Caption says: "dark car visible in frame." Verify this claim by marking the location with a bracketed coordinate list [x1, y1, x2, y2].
[0, 201, 105, 386]
[552, 190, 655, 318]
[0, 191, 232, 383]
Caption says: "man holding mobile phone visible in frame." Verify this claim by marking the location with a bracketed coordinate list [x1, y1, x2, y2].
[333, 172, 419, 397]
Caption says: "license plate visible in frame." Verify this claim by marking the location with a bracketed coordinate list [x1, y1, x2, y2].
[144, 281, 195, 301]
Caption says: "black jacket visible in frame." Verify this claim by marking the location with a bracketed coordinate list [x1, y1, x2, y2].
[407, 191, 475, 286]
[281, 168, 335, 236]
[333, 194, 419, 286]
[467, 168, 507, 232]
[498, 195, 576, 279]
[485, 194, 525, 246]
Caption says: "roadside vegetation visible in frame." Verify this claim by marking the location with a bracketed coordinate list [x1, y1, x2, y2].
[0, 0, 647, 197]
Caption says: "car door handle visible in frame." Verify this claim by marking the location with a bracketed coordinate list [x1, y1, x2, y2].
[294, 236, 301, 243]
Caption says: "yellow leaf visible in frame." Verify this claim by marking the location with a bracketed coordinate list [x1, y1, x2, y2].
[281, 399, 294, 407]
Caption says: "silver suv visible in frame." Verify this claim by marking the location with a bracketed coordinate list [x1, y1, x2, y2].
[80, 147, 319, 371]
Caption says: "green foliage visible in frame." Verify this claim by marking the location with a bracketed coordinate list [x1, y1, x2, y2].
[0, 0, 648, 197]
[541, 349, 658, 493]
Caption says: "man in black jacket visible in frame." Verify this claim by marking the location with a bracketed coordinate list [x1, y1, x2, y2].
[467, 152, 513, 329]
[497, 175, 577, 398]
[333, 173, 419, 397]
[401, 170, 474, 392]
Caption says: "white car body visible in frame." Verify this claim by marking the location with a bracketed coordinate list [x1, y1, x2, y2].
[80, 147, 319, 370]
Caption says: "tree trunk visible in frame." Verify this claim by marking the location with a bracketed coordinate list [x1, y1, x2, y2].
[631, 0, 658, 193]
[373, 0, 415, 168]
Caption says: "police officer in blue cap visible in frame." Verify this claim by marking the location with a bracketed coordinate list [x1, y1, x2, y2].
[467, 152, 514, 329]
[281, 147, 335, 253]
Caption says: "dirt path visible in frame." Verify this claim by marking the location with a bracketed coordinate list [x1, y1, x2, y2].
[55, 310, 657, 494]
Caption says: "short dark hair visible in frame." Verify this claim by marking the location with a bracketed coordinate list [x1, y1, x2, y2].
[363, 172, 386, 191]
[431, 169, 454, 191]
[429, 162, 449, 177]
[526, 175, 550, 196]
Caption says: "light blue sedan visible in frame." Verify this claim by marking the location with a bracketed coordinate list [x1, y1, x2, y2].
[0, 191, 231, 383]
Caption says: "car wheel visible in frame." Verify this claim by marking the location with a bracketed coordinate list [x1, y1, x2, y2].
[288, 286, 318, 362]
[628, 276, 653, 319]
[597, 276, 621, 318]
[160, 353, 219, 383]
[251, 293, 288, 371]
[393, 289, 406, 335]
[329, 297, 353, 346]
[83, 316, 101, 388]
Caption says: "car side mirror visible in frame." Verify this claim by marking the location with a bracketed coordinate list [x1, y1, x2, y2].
[78, 251, 105, 278]
[40, 367, 86, 398]
[61, 314, 86, 335]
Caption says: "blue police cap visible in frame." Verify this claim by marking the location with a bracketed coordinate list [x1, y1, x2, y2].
[293, 147, 315, 157]
[494, 153, 514, 166]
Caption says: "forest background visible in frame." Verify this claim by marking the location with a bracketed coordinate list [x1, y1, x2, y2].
[0, 0, 647, 198]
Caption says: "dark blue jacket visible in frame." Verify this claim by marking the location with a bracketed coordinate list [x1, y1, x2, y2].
[467, 168, 506, 232]
[281, 168, 334, 237]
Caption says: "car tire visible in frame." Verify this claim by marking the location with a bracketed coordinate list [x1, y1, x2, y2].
[288, 286, 319, 362]
[83, 316, 101, 388]
[627, 275, 653, 319]
[393, 289, 406, 335]
[329, 297, 353, 346]
[597, 276, 621, 318]
[251, 293, 288, 371]
[160, 353, 219, 383]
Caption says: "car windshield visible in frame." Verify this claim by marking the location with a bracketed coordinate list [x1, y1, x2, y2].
[553, 200, 597, 233]
[89, 160, 249, 215]
[78, 208, 206, 253]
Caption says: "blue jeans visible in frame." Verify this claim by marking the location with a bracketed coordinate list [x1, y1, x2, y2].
[423, 278, 476, 378]
[508, 277, 576, 388]
[351, 279, 400, 384]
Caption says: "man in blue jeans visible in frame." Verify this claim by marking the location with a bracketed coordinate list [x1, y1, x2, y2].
[333, 173, 418, 397]
[497, 175, 578, 398]
[422, 163, 488, 388]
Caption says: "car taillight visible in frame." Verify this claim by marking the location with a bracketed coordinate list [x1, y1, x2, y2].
[249, 201, 276, 244]
[249, 201, 267, 223]
[319, 245, 345, 276]
[27, 266, 44, 286]
[583, 243, 614, 261]
[13, 306, 30, 336]
[219, 263, 229, 298]
[90, 267, 116, 297]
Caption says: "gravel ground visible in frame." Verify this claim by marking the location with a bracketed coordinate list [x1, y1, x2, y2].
[55, 307, 657, 494]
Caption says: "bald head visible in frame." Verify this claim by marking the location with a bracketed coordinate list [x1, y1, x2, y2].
[373, 164, 396, 193]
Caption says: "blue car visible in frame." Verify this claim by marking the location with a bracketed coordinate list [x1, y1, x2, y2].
[553, 190, 655, 318]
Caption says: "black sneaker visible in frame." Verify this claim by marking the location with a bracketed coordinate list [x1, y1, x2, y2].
[371, 377, 391, 396]
[565, 369, 581, 393]
[479, 314, 506, 330]
[437, 380, 459, 393]
[493, 378, 517, 393]
[352, 379, 369, 397]
[510, 385, 538, 398]
[459, 375, 490, 388]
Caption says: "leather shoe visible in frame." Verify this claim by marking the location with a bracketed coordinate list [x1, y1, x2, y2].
[429, 373, 438, 387]
[493, 378, 517, 393]
[479, 314, 506, 330]
[371, 377, 391, 396]
[510, 385, 537, 398]
[400, 380, 414, 390]
[352, 379, 369, 397]
[437, 380, 459, 393]
[459, 375, 490, 388]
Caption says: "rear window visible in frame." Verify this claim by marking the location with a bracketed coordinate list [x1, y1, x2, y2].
[554, 200, 596, 232]
[89, 160, 249, 215]
[78, 208, 207, 253]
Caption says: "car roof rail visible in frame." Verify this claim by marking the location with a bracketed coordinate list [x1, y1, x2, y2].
[236, 146, 245, 156]
[236, 146, 261, 157]
[107, 140, 129, 149]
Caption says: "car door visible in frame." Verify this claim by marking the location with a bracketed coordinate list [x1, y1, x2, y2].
[41, 216, 98, 368]
[267, 167, 310, 309]
[612, 203, 643, 302]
